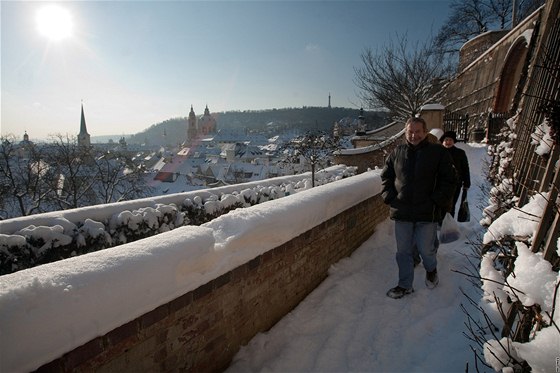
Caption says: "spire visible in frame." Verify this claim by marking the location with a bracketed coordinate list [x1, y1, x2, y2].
[79, 102, 90, 136]
[187, 104, 198, 143]
[78, 101, 91, 147]
[328, 93, 332, 109]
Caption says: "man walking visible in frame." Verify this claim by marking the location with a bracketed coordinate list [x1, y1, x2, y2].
[381, 117, 456, 299]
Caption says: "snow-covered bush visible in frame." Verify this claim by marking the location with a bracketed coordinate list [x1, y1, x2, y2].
[483, 113, 518, 227]
[0, 234, 32, 274]
[475, 190, 560, 373]
[108, 204, 185, 245]
[530, 119, 554, 158]
[0, 167, 357, 274]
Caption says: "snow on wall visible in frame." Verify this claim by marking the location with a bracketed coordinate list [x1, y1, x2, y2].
[0, 169, 382, 372]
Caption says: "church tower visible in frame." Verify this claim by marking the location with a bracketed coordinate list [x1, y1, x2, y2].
[199, 104, 217, 135]
[78, 103, 91, 148]
[187, 105, 198, 143]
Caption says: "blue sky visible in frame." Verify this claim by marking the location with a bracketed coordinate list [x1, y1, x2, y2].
[1, 0, 452, 139]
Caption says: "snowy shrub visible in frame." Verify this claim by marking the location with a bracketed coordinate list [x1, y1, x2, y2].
[0, 166, 357, 274]
[182, 197, 210, 225]
[475, 187, 560, 373]
[536, 98, 560, 147]
[284, 183, 295, 195]
[108, 203, 186, 245]
[240, 188, 257, 205]
[204, 200, 221, 216]
[483, 337, 522, 372]
[220, 193, 241, 209]
[530, 119, 553, 157]
[15, 225, 73, 258]
[483, 114, 519, 227]
[4, 224, 76, 273]
[0, 234, 32, 275]
[76, 219, 112, 249]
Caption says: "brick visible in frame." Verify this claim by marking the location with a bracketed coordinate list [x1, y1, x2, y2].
[213, 272, 231, 289]
[105, 319, 139, 347]
[63, 338, 105, 370]
[168, 292, 193, 314]
[247, 256, 261, 271]
[140, 304, 169, 330]
[193, 281, 213, 300]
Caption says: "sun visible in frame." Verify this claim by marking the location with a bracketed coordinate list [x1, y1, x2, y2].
[36, 5, 74, 42]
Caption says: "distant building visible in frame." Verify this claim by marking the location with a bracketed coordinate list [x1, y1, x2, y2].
[198, 105, 217, 136]
[15, 131, 34, 159]
[186, 105, 218, 144]
[78, 103, 91, 148]
[187, 105, 198, 143]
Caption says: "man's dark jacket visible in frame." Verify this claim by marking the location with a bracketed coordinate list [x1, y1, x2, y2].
[381, 138, 457, 222]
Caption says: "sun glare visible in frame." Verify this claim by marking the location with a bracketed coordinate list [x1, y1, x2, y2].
[36, 5, 74, 42]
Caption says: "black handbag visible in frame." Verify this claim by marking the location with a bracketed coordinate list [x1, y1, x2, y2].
[457, 188, 470, 222]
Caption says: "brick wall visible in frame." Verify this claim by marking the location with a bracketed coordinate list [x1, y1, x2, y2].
[38, 194, 389, 373]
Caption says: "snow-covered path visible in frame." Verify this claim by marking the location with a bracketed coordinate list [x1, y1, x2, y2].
[227, 144, 489, 372]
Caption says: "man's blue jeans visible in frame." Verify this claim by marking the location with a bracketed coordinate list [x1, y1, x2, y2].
[394, 221, 438, 289]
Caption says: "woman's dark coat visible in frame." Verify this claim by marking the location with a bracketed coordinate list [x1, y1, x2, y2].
[447, 146, 471, 189]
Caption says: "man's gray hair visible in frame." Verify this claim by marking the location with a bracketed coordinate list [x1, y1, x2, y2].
[405, 117, 427, 131]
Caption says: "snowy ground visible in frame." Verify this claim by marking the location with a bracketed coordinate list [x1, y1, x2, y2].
[227, 143, 489, 372]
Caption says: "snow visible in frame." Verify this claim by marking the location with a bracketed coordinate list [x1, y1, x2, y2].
[480, 239, 560, 373]
[429, 127, 444, 140]
[482, 191, 549, 244]
[421, 103, 445, 111]
[530, 119, 554, 156]
[1, 143, 558, 372]
[336, 127, 405, 155]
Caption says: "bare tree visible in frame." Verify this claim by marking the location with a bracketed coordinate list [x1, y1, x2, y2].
[43, 135, 98, 210]
[0, 136, 52, 218]
[92, 150, 152, 204]
[0, 135, 152, 218]
[354, 34, 452, 122]
[281, 130, 339, 187]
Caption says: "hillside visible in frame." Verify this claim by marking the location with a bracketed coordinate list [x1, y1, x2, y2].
[125, 107, 388, 146]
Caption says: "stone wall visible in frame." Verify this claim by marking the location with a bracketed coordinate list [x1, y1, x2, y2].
[442, 9, 541, 123]
[38, 194, 389, 372]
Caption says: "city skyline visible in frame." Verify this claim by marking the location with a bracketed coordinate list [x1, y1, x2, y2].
[1, 0, 452, 140]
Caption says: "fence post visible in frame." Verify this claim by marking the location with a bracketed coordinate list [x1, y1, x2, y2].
[420, 104, 445, 131]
